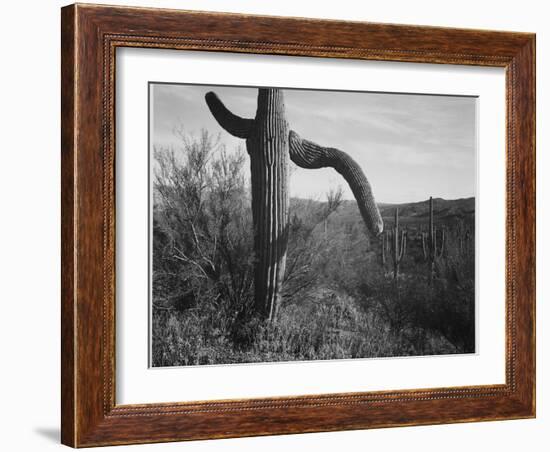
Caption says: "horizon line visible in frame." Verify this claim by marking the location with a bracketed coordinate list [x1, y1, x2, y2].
[290, 195, 475, 205]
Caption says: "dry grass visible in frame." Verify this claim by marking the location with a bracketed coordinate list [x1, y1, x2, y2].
[151, 286, 459, 367]
[151, 130, 474, 368]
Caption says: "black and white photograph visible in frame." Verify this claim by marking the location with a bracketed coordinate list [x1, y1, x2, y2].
[1, 0, 542, 449]
[150, 83, 476, 367]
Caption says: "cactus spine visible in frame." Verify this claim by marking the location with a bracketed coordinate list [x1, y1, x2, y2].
[205, 88, 383, 322]
[390, 208, 406, 280]
[422, 196, 445, 279]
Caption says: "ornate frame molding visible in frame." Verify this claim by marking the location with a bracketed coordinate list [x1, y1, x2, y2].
[61, 4, 535, 447]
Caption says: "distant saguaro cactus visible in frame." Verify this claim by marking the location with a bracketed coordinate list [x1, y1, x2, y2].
[389, 208, 407, 280]
[422, 196, 445, 279]
[380, 230, 388, 267]
[206, 88, 383, 321]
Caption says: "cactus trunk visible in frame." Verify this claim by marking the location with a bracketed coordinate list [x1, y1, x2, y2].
[429, 197, 435, 278]
[206, 88, 289, 321]
[205, 87, 383, 322]
[390, 208, 406, 280]
[248, 89, 289, 320]
[423, 196, 445, 281]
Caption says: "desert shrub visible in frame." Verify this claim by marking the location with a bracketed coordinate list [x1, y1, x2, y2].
[152, 129, 255, 316]
[356, 260, 474, 355]
[151, 130, 377, 365]
[152, 291, 411, 366]
[151, 130, 475, 366]
[283, 188, 344, 304]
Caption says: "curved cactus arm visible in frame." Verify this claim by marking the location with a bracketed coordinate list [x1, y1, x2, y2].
[289, 130, 383, 236]
[205, 92, 255, 139]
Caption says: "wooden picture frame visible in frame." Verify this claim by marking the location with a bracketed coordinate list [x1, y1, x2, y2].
[61, 3, 535, 447]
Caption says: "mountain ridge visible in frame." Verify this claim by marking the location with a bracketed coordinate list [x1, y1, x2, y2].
[290, 196, 475, 227]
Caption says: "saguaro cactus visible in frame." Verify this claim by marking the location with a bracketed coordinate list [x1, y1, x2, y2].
[205, 88, 383, 321]
[422, 196, 445, 279]
[381, 230, 388, 267]
[389, 208, 406, 280]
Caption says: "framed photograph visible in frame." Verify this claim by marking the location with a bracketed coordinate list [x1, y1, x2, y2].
[61, 3, 535, 447]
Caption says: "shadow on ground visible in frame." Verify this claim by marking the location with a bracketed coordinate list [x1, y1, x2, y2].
[34, 427, 59, 443]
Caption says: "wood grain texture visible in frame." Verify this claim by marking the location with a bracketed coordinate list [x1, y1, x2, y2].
[60, 5, 76, 446]
[60, 3, 536, 447]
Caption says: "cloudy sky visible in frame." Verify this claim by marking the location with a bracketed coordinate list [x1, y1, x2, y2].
[151, 83, 476, 204]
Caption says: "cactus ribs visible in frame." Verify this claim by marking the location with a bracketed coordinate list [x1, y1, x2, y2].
[206, 88, 383, 322]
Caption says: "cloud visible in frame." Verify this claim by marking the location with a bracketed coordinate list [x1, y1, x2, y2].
[151, 83, 476, 203]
